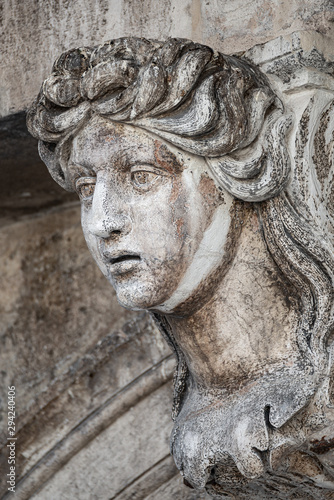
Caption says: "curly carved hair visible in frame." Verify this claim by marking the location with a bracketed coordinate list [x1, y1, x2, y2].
[27, 36, 291, 201]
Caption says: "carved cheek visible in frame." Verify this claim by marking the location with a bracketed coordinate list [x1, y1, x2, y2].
[169, 178, 188, 241]
[174, 171, 216, 252]
[198, 174, 223, 210]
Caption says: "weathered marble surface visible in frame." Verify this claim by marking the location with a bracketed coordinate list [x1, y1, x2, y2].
[26, 36, 334, 498]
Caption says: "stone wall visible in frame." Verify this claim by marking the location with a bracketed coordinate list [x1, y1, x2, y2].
[1, 1, 333, 499]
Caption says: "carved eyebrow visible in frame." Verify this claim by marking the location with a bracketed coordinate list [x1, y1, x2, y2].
[129, 160, 171, 172]
[112, 148, 171, 172]
[69, 141, 183, 174]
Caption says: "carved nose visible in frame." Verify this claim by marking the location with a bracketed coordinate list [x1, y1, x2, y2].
[89, 212, 131, 239]
[87, 182, 131, 239]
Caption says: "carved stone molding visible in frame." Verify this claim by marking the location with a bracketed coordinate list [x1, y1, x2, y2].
[27, 37, 334, 498]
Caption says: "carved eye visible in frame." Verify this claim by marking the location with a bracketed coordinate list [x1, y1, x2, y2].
[75, 177, 96, 201]
[131, 166, 162, 190]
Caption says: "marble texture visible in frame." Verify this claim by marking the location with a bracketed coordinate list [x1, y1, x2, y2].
[26, 37, 334, 498]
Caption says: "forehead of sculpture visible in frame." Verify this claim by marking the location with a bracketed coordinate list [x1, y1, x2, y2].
[70, 115, 194, 174]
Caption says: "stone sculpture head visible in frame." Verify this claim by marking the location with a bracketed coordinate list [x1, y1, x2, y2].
[27, 37, 334, 497]
[26, 38, 288, 310]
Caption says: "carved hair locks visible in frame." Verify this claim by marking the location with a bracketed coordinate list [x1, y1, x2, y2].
[27, 37, 290, 201]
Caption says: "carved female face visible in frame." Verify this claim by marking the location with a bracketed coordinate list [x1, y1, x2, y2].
[70, 116, 235, 312]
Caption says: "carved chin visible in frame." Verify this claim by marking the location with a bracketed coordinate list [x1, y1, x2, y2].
[110, 276, 176, 311]
[112, 284, 156, 311]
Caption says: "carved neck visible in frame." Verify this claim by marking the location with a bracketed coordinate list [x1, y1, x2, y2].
[166, 210, 300, 393]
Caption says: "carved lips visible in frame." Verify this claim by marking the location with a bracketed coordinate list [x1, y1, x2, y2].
[102, 251, 141, 276]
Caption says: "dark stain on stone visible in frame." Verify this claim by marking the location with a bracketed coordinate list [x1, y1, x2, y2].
[294, 99, 312, 204]
[312, 100, 334, 190]
[265, 48, 334, 84]
[310, 436, 334, 455]
[153, 139, 184, 174]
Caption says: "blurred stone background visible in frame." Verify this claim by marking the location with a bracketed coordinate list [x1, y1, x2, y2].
[1, 1, 333, 498]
